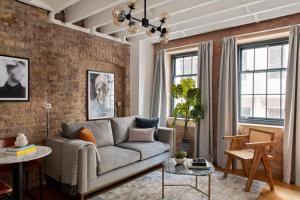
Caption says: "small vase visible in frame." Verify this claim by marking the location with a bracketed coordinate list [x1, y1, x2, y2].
[15, 133, 28, 147]
[175, 158, 185, 165]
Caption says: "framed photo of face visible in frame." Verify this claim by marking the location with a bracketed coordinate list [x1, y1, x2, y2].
[87, 70, 115, 120]
[0, 55, 29, 102]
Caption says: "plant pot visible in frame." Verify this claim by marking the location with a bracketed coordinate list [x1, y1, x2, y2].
[180, 138, 192, 157]
[175, 158, 185, 165]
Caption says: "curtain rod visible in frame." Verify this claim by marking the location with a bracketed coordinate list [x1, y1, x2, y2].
[164, 24, 296, 52]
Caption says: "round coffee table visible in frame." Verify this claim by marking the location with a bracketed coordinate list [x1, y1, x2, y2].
[162, 158, 215, 200]
[0, 145, 52, 200]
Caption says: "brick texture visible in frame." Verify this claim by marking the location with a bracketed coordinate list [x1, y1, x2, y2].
[0, 0, 130, 145]
[156, 13, 300, 178]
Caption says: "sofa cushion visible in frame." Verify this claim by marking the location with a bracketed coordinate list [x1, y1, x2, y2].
[61, 120, 114, 147]
[97, 146, 140, 174]
[117, 141, 170, 160]
[110, 116, 136, 144]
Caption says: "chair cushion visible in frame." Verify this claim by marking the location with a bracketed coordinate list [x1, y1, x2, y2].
[224, 149, 254, 160]
[110, 116, 137, 144]
[61, 120, 114, 147]
[97, 146, 140, 175]
[117, 141, 170, 160]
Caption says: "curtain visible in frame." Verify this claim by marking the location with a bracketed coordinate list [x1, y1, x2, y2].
[217, 37, 238, 168]
[283, 25, 300, 186]
[195, 41, 213, 161]
[150, 50, 167, 127]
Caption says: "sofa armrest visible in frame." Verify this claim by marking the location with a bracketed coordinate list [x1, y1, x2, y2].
[157, 127, 176, 157]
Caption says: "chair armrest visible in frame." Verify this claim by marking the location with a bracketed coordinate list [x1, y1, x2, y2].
[245, 141, 277, 148]
[157, 127, 176, 157]
[223, 135, 249, 140]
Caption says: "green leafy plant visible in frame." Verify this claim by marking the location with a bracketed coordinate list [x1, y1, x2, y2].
[175, 150, 187, 159]
[171, 78, 205, 139]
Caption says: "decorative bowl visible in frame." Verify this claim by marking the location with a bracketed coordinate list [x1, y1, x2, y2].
[175, 158, 185, 165]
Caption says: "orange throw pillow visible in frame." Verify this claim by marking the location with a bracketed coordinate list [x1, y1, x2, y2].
[78, 127, 97, 145]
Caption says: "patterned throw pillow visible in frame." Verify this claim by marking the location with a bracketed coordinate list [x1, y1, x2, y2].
[78, 127, 97, 145]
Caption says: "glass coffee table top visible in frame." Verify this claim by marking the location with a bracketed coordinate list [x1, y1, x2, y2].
[164, 158, 215, 176]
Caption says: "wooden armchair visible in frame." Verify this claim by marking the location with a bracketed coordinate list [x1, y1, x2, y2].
[223, 128, 276, 192]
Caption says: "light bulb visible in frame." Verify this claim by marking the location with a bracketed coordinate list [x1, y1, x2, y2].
[160, 33, 169, 44]
[146, 27, 156, 37]
[128, 0, 139, 9]
[160, 12, 170, 22]
[112, 7, 125, 26]
[128, 21, 139, 34]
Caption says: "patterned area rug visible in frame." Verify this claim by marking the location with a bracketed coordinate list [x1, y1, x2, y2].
[89, 170, 265, 200]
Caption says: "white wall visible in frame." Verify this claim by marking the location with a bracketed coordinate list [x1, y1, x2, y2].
[130, 40, 154, 117]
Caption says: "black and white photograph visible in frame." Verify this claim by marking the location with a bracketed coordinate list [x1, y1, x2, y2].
[87, 70, 115, 120]
[0, 55, 29, 101]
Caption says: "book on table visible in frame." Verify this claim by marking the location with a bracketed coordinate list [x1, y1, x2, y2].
[6, 144, 36, 156]
[186, 158, 210, 170]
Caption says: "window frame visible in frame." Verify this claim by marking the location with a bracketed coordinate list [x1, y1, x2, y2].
[170, 51, 198, 116]
[238, 38, 289, 126]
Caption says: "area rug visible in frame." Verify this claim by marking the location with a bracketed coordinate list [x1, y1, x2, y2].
[89, 170, 266, 200]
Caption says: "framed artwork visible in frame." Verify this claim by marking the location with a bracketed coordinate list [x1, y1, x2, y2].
[87, 70, 115, 120]
[0, 55, 29, 102]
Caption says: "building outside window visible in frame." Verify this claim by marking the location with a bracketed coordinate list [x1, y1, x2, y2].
[239, 39, 289, 126]
[171, 52, 198, 115]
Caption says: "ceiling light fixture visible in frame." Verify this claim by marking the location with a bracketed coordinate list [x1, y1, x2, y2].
[112, 0, 170, 44]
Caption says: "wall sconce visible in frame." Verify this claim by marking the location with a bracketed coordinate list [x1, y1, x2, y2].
[45, 103, 52, 137]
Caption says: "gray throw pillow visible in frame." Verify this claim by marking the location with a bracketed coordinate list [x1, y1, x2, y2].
[128, 128, 155, 142]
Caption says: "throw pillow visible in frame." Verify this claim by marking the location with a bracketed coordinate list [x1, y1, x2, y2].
[135, 117, 159, 140]
[128, 128, 155, 142]
[78, 127, 97, 145]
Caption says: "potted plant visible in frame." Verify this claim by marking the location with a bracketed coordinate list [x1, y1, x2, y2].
[171, 78, 205, 155]
[175, 150, 187, 165]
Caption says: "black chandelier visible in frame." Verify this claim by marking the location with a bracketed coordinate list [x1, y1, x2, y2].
[112, 0, 170, 44]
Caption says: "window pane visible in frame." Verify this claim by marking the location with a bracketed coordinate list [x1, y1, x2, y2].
[281, 95, 285, 119]
[241, 95, 253, 118]
[253, 95, 266, 118]
[282, 71, 287, 94]
[268, 45, 281, 69]
[282, 44, 289, 68]
[174, 77, 182, 85]
[175, 58, 183, 75]
[267, 72, 281, 94]
[254, 72, 266, 94]
[267, 95, 281, 119]
[192, 56, 197, 74]
[241, 73, 253, 94]
[242, 49, 254, 71]
[191, 75, 197, 86]
[183, 57, 192, 75]
[255, 47, 267, 70]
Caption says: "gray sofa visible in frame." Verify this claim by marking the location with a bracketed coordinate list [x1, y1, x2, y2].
[45, 116, 176, 199]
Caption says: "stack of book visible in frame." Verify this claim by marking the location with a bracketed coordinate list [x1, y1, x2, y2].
[187, 158, 210, 170]
[6, 144, 36, 156]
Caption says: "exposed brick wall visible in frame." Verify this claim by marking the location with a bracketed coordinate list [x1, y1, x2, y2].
[155, 13, 300, 178]
[0, 0, 130, 144]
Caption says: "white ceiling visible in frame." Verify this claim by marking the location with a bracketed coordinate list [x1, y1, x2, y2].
[19, 0, 300, 44]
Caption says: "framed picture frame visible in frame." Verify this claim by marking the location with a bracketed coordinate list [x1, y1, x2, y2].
[0, 55, 30, 102]
[87, 70, 115, 120]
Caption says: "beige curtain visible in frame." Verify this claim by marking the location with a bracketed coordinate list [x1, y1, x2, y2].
[150, 50, 167, 127]
[195, 41, 213, 161]
[217, 37, 238, 168]
[283, 25, 300, 186]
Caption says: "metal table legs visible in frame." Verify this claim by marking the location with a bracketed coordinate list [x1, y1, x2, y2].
[162, 165, 211, 200]
[13, 162, 23, 200]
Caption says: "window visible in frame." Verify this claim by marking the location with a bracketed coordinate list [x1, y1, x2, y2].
[238, 39, 288, 126]
[171, 52, 198, 115]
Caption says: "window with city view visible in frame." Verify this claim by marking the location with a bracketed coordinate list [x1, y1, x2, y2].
[239, 39, 289, 126]
[171, 52, 198, 115]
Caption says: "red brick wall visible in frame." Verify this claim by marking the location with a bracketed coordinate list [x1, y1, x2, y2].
[0, 0, 130, 144]
[155, 13, 300, 178]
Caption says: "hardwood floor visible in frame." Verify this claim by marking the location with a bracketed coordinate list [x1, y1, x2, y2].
[1, 167, 300, 200]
